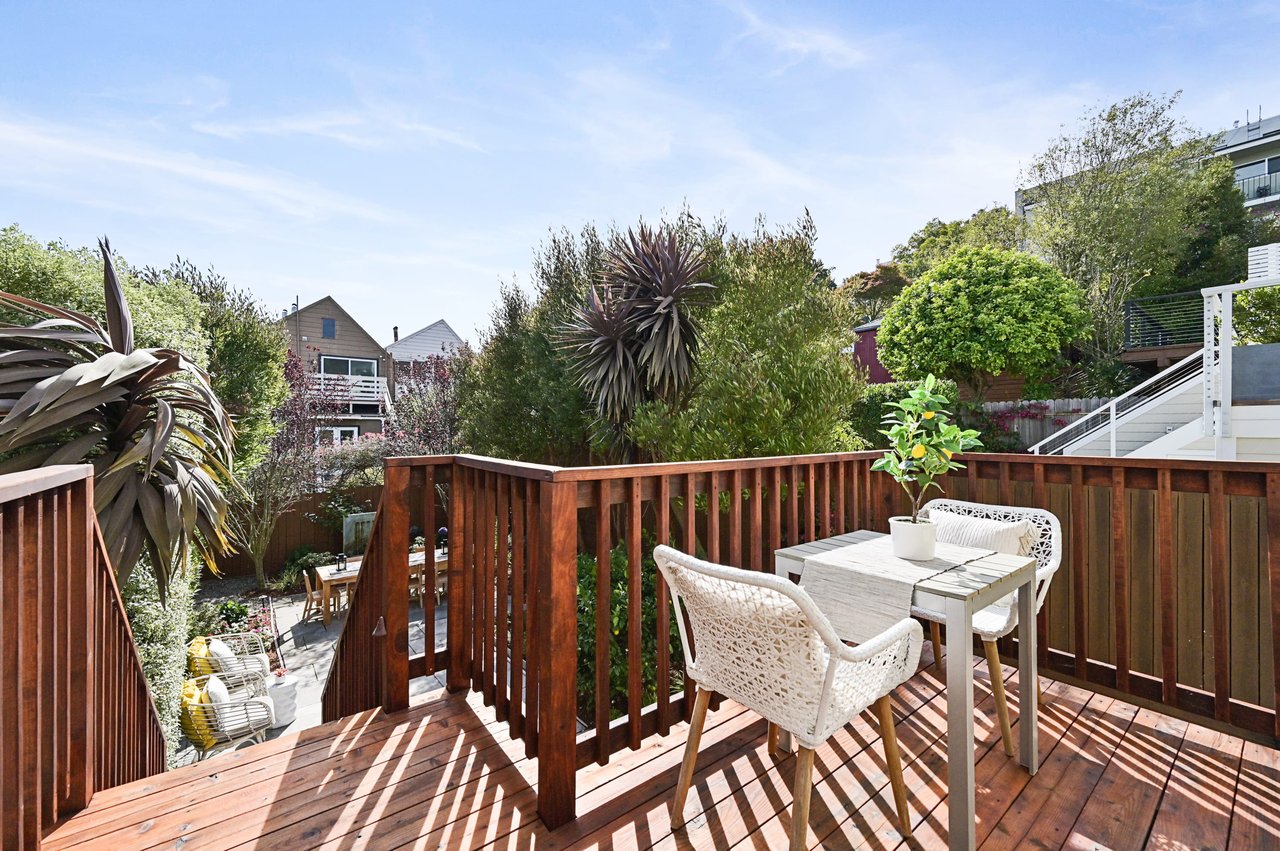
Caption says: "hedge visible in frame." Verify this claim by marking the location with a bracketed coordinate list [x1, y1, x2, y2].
[849, 378, 959, 448]
[121, 558, 198, 766]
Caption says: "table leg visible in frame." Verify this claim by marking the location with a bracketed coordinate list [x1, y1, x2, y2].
[945, 597, 976, 851]
[322, 581, 331, 627]
[1017, 573, 1039, 773]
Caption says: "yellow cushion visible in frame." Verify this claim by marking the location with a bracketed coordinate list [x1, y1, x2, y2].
[180, 678, 218, 749]
[187, 637, 213, 676]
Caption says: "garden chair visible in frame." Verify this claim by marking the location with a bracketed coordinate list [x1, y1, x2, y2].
[654, 545, 922, 849]
[180, 673, 275, 761]
[187, 632, 272, 685]
[301, 569, 327, 622]
[914, 498, 1063, 757]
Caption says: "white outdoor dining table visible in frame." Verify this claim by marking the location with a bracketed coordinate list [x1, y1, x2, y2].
[775, 530, 1039, 850]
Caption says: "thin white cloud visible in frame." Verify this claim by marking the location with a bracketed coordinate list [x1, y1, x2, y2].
[97, 73, 230, 116]
[193, 110, 482, 152]
[0, 114, 398, 226]
[721, 0, 868, 70]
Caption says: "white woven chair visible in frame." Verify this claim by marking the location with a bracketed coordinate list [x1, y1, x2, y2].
[180, 673, 275, 761]
[914, 498, 1063, 757]
[654, 545, 923, 849]
[187, 632, 272, 685]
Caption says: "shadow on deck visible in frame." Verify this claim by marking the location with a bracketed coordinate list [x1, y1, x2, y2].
[45, 653, 1280, 850]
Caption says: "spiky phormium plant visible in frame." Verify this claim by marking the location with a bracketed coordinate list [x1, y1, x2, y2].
[561, 224, 711, 444]
[0, 238, 233, 594]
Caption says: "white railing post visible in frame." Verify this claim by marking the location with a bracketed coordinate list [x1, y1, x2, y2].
[1202, 292, 1217, 438]
[1220, 293, 1233, 439]
[1109, 404, 1117, 457]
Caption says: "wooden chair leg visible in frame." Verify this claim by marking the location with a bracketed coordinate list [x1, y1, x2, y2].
[930, 622, 944, 673]
[983, 640, 1015, 757]
[875, 695, 912, 838]
[672, 687, 712, 829]
[789, 746, 816, 851]
[768, 722, 780, 756]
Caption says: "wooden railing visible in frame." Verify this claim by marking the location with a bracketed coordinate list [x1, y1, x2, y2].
[0, 466, 166, 849]
[321, 450, 1280, 831]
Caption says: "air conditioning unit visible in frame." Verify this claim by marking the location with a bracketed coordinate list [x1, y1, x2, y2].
[1247, 243, 1280, 280]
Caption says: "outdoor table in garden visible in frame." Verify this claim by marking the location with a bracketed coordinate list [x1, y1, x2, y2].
[315, 549, 446, 627]
[775, 529, 1039, 851]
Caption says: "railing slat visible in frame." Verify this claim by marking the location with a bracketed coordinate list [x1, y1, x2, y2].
[656, 475, 672, 737]
[729, 468, 743, 568]
[496, 474, 511, 722]
[1267, 473, 1280, 739]
[510, 477, 527, 739]
[1071, 464, 1088, 678]
[1157, 468, 1178, 703]
[1209, 470, 1231, 721]
[1112, 468, 1131, 694]
[594, 480, 610, 765]
[626, 476, 643, 750]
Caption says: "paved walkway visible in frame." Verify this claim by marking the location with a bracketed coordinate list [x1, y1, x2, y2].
[176, 586, 447, 765]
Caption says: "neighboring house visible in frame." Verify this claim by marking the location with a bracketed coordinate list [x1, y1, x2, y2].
[1215, 112, 1280, 213]
[281, 296, 394, 443]
[387, 319, 465, 394]
[851, 320, 892, 384]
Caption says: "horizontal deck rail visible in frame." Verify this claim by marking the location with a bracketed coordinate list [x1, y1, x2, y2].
[0, 465, 166, 849]
[320, 450, 1280, 831]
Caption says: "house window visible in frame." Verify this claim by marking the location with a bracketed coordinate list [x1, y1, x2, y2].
[1236, 160, 1267, 180]
[319, 356, 378, 377]
[322, 318, 336, 339]
[315, 426, 358, 445]
[1269, 157, 1280, 175]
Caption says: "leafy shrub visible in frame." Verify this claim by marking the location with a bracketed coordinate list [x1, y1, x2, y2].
[877, 246, 1088, 401]
[217, 599, 250, 629]
[121, 559, 198, 766]
[849, 379, 958, 447]
[266, 547, 335, 594]
[576, 541, 683, 724]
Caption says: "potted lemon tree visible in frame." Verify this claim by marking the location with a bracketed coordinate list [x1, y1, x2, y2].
[871, 375, 982, 559]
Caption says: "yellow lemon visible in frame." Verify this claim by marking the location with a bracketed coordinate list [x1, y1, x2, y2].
[922, 410, 935, 420]
[911, 444, 926, 459]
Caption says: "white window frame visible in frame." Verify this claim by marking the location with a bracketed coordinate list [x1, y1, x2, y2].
[316, 426, 359, 444]
[319, 355, 379, 377]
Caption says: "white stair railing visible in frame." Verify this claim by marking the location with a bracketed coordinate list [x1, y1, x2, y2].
[1029, 351, 1204, 456]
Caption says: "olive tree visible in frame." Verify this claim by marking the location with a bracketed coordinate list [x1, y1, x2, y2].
[877, 245, 1088, 401]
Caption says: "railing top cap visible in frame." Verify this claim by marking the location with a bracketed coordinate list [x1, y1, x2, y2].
[0, 464, 92, 504]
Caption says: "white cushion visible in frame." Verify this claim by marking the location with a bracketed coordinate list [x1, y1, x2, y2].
[204, 674, 230, 705]
[929, 509, 1032, 556]
[216, 696, 275, 737]
[206, 638, 238, 670]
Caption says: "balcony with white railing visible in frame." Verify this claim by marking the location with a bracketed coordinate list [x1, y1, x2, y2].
[308, 372, 390, 407]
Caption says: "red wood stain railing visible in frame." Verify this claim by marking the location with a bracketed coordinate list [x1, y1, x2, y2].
[0, 465, 166, 849]
[321, 450, 1280, 832]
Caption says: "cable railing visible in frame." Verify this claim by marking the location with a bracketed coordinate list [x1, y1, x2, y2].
[1029, 350, 1204, 456]
[1123, 290, 1204, 350]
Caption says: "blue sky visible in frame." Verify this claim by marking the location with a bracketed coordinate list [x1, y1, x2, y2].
[2, 1, 1277, 343]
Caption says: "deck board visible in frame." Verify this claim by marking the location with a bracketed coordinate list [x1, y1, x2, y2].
[48, 660, 1278, 851]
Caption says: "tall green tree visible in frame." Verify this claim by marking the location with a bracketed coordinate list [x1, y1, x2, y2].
[630, 214, 862, 460]
[838, 261, 911, 325]
[455, 226, 600, 465]
[877, 246, 1089, 401]
[1020, 92, 1245, 362]
[142, 259, 288, 466]
[892, 206, 1024, 280]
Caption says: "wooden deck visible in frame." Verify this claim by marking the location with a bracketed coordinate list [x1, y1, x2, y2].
[47, 656, 1280, 850]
